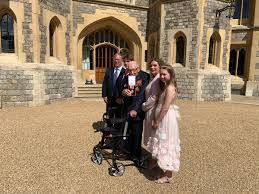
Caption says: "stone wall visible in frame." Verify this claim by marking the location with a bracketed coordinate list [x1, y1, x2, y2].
[39, 0, 71, 16]
[149, 0, 159, 5]
[231, 30, 250, 42]
[72, 1, 148, 38]
[175, 68, 197, 100]
[201, 0, 231, 70]
[135, 0, 149, 7]
[253, 63, 259, 96]
[252, 84, 259, 96]
[174, 69, 231, 101]
[201, 74, 230, 101]
[162, 0, 199, 69]
[255, 63, 259, 81]
[147, 2, 161, 36]
[38, 0, 71, 64]
[23, 2, 34, 63]
[0, 64, 75, 108]
[0, 69, 33, 107]
[10, 0, 34, 63]
[44, 71, 73, 100]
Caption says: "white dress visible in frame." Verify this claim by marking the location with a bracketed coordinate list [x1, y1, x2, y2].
[147, 89, 181, 172]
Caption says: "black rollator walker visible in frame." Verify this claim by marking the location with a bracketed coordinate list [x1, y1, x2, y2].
[91, 106, 131, 176]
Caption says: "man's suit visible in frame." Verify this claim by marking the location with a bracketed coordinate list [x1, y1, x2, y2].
[120, 70, 150, 158]
[102, 67, 125, 111]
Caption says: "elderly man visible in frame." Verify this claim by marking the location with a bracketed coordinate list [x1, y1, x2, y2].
[102, 53, 125, 112]
[120, 61, 150, 163]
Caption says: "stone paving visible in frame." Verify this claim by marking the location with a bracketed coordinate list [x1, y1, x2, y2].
[0, 98, 258, 193]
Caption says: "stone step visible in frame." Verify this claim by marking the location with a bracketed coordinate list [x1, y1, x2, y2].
[78, 87, 102, 91]
[231, 83, 246, 95]
[76, 84, 102, 98]
[76, 93, 102, 98]
[78, 90, 102, 94]
[78, 84, 102, 88]
[231, 83, 244, 90]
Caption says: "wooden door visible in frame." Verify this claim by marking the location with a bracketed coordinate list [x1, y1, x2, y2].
[95, 45, 117, 83]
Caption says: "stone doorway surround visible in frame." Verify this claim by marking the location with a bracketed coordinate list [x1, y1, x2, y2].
[72, 8, 146, 85]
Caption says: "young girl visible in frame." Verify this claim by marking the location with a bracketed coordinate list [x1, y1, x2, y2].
[147, 65, 181, 184]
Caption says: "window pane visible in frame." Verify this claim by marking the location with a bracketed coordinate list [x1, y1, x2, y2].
[100, 30, 104, 43]
[95, 32, 99, 44]
[8, 16, 14, 31]
[105, 29, 109, 42]
[115, 34, 118, 46]
[233, 0, 241, 19]
[120, 38, 124, 49]
[176, 36, 185, 64]
[89, 34, 94, 45]
[242, 0, 250, 18]
[49, 24, 54, 56]
[1, 14, 15, 53]
[110, 31, 114, 44]
[208, 37, 214, 64]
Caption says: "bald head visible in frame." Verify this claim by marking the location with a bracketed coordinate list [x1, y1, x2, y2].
[128, 61, 139, 75]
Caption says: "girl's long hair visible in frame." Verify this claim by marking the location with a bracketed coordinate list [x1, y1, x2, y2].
[160, 65, 178, 92]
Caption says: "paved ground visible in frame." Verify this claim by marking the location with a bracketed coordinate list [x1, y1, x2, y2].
[231, 94, 259, 106]
[0, 98, 258, 193]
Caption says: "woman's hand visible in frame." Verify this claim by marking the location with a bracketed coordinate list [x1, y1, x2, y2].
[152, 120, 159, 129]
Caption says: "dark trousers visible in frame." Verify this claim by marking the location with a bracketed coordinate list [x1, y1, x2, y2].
[126, 120, 143, 158]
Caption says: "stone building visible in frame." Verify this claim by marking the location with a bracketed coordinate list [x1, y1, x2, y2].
[0, 0, 258, 107]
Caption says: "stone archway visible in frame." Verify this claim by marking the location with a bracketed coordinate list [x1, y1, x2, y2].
[77, 17, 142, 84]
[82, 28, 131, 83]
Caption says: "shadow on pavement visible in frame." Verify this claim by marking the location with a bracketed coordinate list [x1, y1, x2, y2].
[92, 121, 106, 132]
[135, 148, 164, 181]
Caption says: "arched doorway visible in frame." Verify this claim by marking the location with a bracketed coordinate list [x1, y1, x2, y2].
[82, 28, 130, 83]
[77, 17, 143, 84]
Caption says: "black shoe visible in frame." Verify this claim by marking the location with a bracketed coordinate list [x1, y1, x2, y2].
[133, 157, 147, 168]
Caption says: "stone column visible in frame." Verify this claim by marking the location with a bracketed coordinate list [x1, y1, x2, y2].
[235, 49, 240, 76]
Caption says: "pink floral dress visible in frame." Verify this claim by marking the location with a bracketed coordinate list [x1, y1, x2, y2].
[147, 89, 181, 172]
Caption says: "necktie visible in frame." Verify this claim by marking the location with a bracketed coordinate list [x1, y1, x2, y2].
[113, 68, 119, 87]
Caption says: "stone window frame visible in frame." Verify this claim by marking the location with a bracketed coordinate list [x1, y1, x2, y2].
[173, 31, 187, 67]
[48, 16, 65, 64]
[0, 8, 17, 56]
[207, 32, 221, 68]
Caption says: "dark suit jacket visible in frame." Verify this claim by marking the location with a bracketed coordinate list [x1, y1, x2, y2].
[102, 67, 126, 100]
[120, 70, 150, 121]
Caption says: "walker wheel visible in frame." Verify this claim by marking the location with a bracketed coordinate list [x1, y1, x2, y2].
[108, 163, 125, 176]
[91, 151, 103, 165]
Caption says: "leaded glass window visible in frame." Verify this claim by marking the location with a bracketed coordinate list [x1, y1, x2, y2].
[1, 14, 14, 53]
